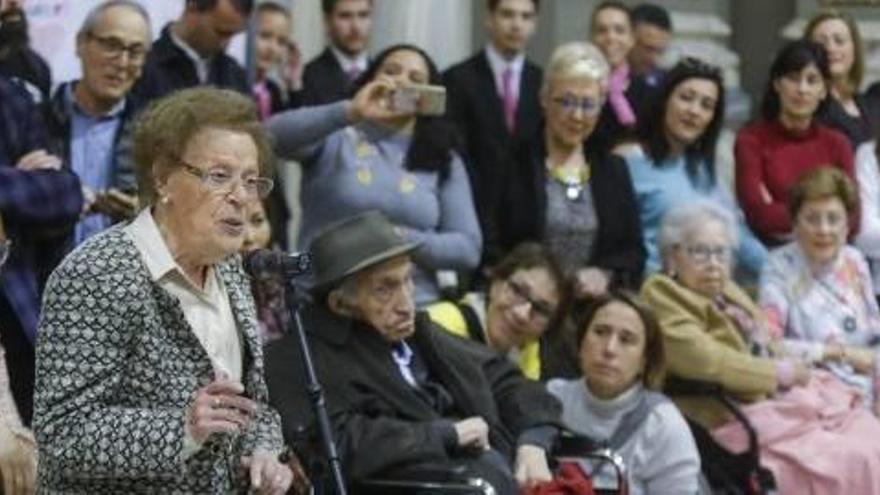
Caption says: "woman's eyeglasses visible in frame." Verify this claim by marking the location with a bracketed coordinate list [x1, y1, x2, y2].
[552, 95, 602, 117]
[179, 160, 275, 200]
[505, 278, 556, 321]
[680, 243, 731, 265]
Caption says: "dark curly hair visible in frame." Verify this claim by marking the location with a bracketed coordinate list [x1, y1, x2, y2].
[637, 57, 725, 187]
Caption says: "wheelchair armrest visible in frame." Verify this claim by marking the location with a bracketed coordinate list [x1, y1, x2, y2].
[356, 463, 495, 495]
[663, 376, 760, 463]
[551, 432, 627, 493]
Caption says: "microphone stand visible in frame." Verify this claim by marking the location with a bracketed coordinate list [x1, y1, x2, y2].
[281, 267, 348, 495]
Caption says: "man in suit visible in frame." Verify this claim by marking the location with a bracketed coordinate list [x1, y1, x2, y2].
[627, 3, 671, 100]
[300, 0, 372, 106]
[265, 211, 560, 493]
[131, 0, 253, 104]
[443, 0, 541, 266]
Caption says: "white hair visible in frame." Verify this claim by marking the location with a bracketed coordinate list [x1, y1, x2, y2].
[541, 41, 610, 95]
[77, 0, 152, 41]
[657, 199, 740, 257]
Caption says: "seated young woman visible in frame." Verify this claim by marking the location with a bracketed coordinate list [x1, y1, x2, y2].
[428, 242, 571, 380]
[546, 291, 700, 495]
[642, 198, 880, 494]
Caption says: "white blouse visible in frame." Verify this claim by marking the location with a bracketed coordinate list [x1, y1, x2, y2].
[855, 140, 880, 292]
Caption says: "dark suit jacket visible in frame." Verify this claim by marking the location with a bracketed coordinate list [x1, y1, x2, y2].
[486, 137, 645, 289]
[131, 24, 249, 105]
[300, 47, 354, 107]
[264, 306, 561, 482]
[443, 51, 543, 231]
[586, 72, 660, 156]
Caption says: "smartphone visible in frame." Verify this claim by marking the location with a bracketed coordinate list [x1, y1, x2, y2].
[391, 84, 447, 116]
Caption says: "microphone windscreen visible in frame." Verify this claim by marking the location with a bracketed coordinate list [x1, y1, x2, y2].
[243, 249, 280, 278]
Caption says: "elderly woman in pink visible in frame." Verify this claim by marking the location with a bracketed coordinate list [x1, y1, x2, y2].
[759, 167, 880, 414]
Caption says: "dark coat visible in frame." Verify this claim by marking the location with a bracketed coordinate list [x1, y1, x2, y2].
[817, 93, 880, 149]
[300, 48, 354, 107]
[264, 305, 561, 482]
[131, 24, 249, 105]
[486, 137, 645, 289]
[443, 51, 543, 240]
[586, 71, 660, 156]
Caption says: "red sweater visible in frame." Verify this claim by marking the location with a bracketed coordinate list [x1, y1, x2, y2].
[734, 119, 854, 244]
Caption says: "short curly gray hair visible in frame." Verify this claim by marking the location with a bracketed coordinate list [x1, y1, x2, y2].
[657, 199, 739, 261]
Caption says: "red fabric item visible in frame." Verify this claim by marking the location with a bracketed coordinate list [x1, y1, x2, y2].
[522, 462, 596, 495]
[734, 119, 855, 244]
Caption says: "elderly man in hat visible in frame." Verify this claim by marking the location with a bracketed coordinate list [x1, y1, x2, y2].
[265, 211, 561, 493]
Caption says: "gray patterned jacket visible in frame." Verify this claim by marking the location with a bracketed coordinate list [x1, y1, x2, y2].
[33, 227, 284, 493]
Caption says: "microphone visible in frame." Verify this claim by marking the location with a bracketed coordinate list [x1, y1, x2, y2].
[243, 249, 311, 278]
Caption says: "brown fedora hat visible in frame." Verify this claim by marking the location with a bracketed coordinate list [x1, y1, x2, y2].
[310, 211, 421, 291]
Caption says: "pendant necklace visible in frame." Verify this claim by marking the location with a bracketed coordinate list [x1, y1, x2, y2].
[548, 160, 591, 201]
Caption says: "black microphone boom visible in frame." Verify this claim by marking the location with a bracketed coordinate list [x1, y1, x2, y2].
[241, 247, 347, 494]
[243, 249, 312, 278]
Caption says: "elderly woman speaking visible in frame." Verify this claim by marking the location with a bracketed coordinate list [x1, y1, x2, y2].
[33, 88, 294, 493]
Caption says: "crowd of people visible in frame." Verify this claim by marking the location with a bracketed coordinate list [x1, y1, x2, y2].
[4, 0, 880, 493]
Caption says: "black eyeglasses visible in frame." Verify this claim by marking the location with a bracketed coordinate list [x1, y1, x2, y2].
[87, 33, 148, 62]
[506, 278, 556, 321]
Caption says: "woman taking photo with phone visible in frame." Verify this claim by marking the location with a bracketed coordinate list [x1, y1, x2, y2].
[269, 43, 481, 306]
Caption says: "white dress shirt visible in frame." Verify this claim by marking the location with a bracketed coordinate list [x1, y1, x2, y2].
[170, 29, 212, 84]
[855, 141, 880, 293]
[124, 208, 243, 382]
[331, 46, 368, 77]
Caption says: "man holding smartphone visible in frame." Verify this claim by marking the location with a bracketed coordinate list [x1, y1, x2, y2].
[45, 0, 150, 245]
[443, 0, 542, 267]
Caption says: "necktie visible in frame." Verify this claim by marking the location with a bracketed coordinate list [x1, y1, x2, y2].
[252, 82, 272, 121]
[608, 64, 637, 127]
[347, 66, 362, 83]
[501, 66, 517, 133]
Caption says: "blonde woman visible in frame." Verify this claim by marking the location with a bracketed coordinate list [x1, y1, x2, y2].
[489, 41, 644, 300]
[805, 11, 880, 148]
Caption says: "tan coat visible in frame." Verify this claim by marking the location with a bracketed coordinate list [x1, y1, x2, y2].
[641, 274, 778, 428]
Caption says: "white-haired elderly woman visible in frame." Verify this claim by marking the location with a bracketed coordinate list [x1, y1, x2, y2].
[33, 88, 298, 493]
[489, 41, 644, 300]
[642, 199, 880, 494]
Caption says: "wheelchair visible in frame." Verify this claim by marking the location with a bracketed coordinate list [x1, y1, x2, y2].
[302, 435, 629, 495]
[664, 378, 777, 495]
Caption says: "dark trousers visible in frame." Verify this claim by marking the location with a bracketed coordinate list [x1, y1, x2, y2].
[0, 292, 34, 426]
